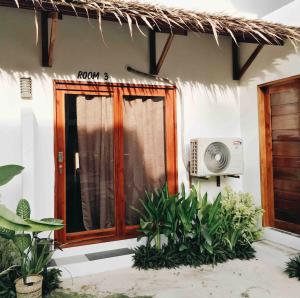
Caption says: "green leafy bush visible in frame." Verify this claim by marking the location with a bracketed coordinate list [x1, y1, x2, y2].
[0, 237, 20, 273]
[133, 184, 262, 270]
[285, 255, 300, 280]
[43, 268, 62, 296]
[0, 164, 63, 296]
[221, 187, 263, 245]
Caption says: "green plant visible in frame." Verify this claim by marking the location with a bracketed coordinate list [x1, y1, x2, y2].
[43, 268, 62, 296]
[176, 185, 198, 251]
[0, 164, 64, 295]
[285, 255, 300, 280]
[132, 183, 262, 270]
[0, 199, 63, 285]
[0, 165, 24, 187]
[221, 187, 263, 255]
[132, 185, 174, 250]
[196, 191, 224, 257]
[0, 237, 20, 273]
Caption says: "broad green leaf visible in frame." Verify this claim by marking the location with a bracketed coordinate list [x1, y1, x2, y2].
[0, 165, 24, 186]
[140, 219, 152, 230]
[41, 218, 64, 224]
[16, 199, 31, 220]
[179, 244, 188, 251]
[0, 216, 29, 232]
[0, 204, 29, 226]
[24, 219, 64, 232]
[0, 227, 15, 237]
[202, 228, 212, 246]
[14, 234, 31, 252]
[0, 265, 17, 277]
[203, 242, 213, 254]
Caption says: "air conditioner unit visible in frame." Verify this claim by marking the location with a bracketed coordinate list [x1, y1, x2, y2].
[190, 138, 243, 177]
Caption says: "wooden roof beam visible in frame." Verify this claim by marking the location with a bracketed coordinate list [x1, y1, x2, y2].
[149, 30, 175, 75]
[41, 11, 59, 67]
[232, 41, 264, 80]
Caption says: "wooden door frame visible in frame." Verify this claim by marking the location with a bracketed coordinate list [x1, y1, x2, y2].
[258, 74, 300, 228]
[53, 80, 178, 247]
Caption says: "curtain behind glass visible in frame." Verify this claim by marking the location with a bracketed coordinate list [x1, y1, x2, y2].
[123, 97, 166, 225]
[76, 95, 114, 230]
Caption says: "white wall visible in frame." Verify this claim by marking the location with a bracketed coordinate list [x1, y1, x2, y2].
[0, 6, 242, 219]
[239, 1, 300, 205]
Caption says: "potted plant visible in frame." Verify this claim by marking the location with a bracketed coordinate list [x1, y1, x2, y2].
[0, 165, 64, 298]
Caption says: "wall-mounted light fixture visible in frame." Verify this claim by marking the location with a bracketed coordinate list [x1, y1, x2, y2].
[20, 77, 32, 99]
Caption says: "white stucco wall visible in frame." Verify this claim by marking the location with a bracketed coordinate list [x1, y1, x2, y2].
[239, 0, 300, 205]
[0, 6, 242, 220]
[1, 0, 300, 236]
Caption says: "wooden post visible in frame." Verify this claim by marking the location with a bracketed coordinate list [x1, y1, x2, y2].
[48, 12, 58, 67]
[149, 29, 156, 75]
[238, 45, 264, 80]
[232, 40, 239, 80]
[41, 11, 49, 67]
[156, 34, 174, 75]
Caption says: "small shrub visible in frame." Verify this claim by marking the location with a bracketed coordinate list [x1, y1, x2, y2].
[132, 184, 262, 270]
[221, 187, 263, 244]
[285, 255, 300, 280]
[0, 237, 20, 272]
[42, 268, 62, 296]
[133, 245, 179, 270]
[0, 237, 20, 298]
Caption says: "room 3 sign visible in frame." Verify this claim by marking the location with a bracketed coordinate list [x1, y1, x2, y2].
[77, 71, 110, 81]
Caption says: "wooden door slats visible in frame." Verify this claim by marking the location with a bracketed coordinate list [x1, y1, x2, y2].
[260, 77, 300, 233]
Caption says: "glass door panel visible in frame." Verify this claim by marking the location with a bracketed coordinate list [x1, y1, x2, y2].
[65, 94, 115, 233]
[122, 96, 167, 225]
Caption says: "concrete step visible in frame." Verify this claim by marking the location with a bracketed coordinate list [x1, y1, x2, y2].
[51, 238, 145, 279]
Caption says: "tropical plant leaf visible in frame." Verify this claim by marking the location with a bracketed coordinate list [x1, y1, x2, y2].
[0, 165, 24, 187]
[0, 216, 29, 233]
[0, 204, 29, 226]
[0, 227, 15, 238]
[16, 199, 31, 220]
[14, 234, 31, 252]
[40, 218, 63, 224]
[24, 219, 64, 232]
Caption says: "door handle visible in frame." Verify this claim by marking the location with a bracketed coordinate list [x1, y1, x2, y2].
[58, 151, 64, 174]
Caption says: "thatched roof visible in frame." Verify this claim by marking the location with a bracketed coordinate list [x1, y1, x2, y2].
[2, 0, 300, 45]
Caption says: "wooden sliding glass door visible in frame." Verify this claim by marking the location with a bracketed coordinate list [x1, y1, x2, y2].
[54, 81, 177, 247]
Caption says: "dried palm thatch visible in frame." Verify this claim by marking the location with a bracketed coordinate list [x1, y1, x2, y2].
[5, 0, 300, 46]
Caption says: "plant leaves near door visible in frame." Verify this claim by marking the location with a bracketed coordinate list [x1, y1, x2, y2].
[285, 255, 300, 280]
[14, 234, 31, 252]
[132, 184, 262, 270]
[0, 164, 64, 297]
[0, 204, 30, 232]
[0, 203, 63, 233]
[0, 165, 24, 187]
[16, 199, 31, 220]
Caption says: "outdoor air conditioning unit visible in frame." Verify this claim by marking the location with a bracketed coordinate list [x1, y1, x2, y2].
[190, 138, 243, 177]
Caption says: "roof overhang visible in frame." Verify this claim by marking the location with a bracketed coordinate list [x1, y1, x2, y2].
[1, 0, 299, 45]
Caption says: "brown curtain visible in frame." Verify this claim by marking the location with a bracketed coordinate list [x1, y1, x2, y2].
[123, 97, 166, 225]
[76, 95, 114, 230]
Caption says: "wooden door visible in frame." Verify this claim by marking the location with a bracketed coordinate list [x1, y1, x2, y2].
[259, 77, 300, 234]
[54, 81, 177, 247]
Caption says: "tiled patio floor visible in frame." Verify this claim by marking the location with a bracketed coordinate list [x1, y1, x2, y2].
[59, 240, 300, 298]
